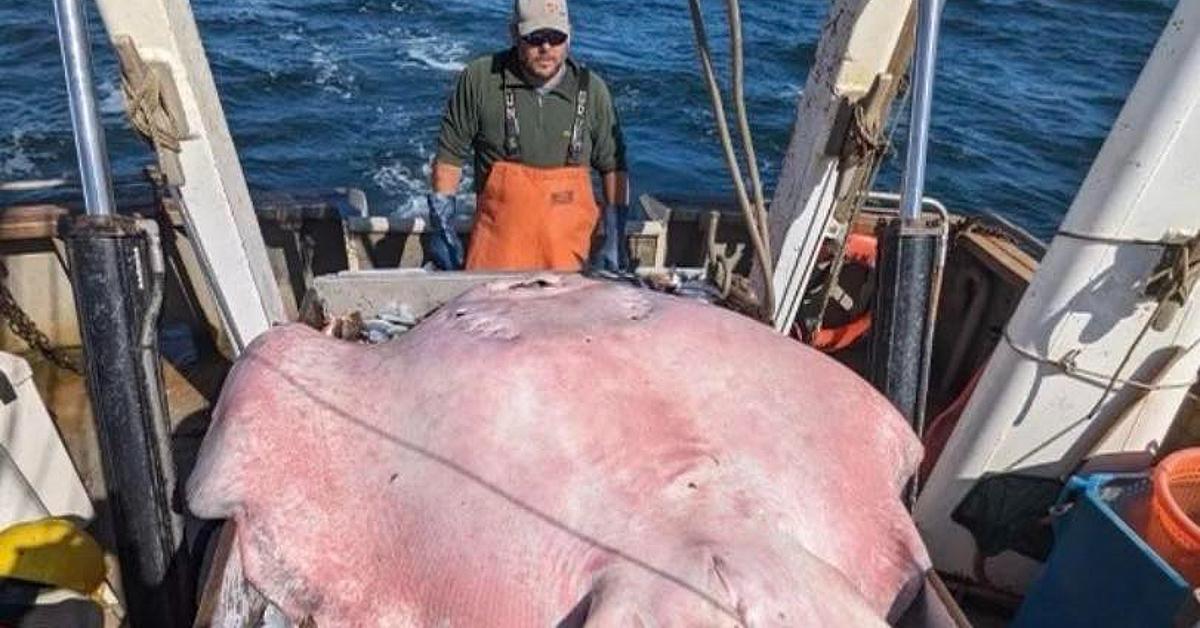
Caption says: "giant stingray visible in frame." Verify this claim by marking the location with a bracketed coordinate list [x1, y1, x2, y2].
[188, 275, 930, 626]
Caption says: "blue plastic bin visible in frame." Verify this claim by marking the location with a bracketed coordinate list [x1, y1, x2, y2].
[1012, 473, 1192, 627]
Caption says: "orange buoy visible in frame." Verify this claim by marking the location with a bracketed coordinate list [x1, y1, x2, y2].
[811, 233, 877, 352]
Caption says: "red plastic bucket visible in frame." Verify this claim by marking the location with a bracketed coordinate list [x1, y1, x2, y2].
[1145, 448, 1200, 584]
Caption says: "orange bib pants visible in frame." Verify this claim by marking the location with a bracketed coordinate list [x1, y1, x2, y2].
[465, 161, 599, 271]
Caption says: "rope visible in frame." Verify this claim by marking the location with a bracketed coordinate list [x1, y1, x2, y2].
[807, 90, 901, 340]
[686, 0, 775, 319]
[1002, 329, 1200, 402]
[1054, 231, 1199, 328]
[1054, 229, 1188, 246]
[1000, 234, 1200, 407]
[726, 0, 771, 262]
[120, 56, 183, 152]
[1146, 234, 1200, 306]
[848, 104, 885, 159]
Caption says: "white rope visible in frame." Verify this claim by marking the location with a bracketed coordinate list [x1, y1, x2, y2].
[1002, 331, 1199, 400]
[686, 0, 775, 318]
[726, 0, 771, 264]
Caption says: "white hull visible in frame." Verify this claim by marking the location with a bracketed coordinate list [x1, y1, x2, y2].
[916, 0, 1200, 592]
[0, 352, 92, 526]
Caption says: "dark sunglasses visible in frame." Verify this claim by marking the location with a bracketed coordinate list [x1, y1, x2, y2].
[522, 30, 568, 47]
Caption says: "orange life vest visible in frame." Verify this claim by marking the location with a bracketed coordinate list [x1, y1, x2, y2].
[811, 233, 878, 352]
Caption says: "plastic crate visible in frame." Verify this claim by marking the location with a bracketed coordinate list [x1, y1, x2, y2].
[1012, 474, 1192, 627]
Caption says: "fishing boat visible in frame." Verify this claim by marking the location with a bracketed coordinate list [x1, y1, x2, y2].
[1, 0, 1197, 625]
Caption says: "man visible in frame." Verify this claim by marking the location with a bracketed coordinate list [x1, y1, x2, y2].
[424, 0, 630, 272]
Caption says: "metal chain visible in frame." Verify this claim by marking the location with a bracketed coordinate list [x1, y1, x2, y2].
[0, 281, 82, 373]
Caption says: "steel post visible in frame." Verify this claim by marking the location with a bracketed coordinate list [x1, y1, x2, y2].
[898, 0, 942, 224]
[52, 0, 115, 216]
[872, 0, 945, 473]
[53, 1, 192, 623]
[60, 216, 193, 628]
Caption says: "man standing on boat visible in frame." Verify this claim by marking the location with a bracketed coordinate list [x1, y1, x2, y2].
[424, 0, 630, 272]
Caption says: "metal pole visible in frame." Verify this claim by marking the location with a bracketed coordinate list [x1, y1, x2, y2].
[872, 0, 947, 508]
[61, 217, 194, 628]
[53, 1, 193, 622]
[898, 0, 942, 223]
[52, 0, 115, 216]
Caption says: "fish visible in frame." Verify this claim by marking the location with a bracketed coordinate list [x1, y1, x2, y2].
[188, 275, 929, 626]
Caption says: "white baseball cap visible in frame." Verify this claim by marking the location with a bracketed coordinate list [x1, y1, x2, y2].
[513, 0, 571, 37]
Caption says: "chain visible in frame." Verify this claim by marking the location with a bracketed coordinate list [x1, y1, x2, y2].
[0, 281, 82, 373]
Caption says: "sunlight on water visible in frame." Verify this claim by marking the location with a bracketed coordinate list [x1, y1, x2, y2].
[0, 0, 1176, 235]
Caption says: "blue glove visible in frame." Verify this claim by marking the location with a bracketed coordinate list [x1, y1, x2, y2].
[423, 193, 465, 270]
[590, 204, 630, 272]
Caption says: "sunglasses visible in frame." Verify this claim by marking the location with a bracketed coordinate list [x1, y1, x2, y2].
[522, 30, 568, 47]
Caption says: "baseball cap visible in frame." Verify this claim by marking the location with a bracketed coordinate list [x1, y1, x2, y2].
[513, 0, 571, 37]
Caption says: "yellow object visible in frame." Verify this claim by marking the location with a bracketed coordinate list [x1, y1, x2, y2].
[0, 517, 106, 595]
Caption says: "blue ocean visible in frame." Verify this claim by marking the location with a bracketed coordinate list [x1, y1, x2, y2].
[0, 0, 1176, 237]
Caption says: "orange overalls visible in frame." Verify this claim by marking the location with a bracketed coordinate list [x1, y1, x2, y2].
[464, 70, 599, 271]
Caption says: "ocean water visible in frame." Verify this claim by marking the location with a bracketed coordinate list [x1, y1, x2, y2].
[0, 0, 1176, 237]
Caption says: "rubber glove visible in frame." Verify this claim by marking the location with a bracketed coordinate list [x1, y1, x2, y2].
[423, 193, 465, 270]
[591, 204, 630, 272]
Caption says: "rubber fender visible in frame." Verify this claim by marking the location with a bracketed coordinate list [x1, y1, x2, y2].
[0, 517, 106, 595]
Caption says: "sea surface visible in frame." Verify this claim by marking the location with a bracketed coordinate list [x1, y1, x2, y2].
[0, 0, 1177, 237]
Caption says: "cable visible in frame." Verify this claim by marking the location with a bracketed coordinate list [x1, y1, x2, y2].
[686, 0, 776, 318]
[1001, 328, 1200, 401]
[725, 0, 770, 264]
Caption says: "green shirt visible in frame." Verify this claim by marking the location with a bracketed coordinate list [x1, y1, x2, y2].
[435, 49, 627, 193]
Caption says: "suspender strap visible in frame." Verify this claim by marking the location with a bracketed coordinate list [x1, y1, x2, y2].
[500, 60, 521, 161]
[501, 63, 589, 165]
[502, 86, 521, 161]
[566, 68, 590, 167]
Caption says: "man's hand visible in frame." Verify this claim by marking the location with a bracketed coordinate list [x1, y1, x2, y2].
[424, 193, 465, 270]
[432, 161, 463, 196]
[590, 204, 630, 272]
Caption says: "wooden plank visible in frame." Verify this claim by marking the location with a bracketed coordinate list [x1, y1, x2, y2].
[760, 0, 916, 332]
[959, 230, 1037, 287]
[194, 521, 273, 627]
[93, 5, 287, 353]
[0, 204, 70, 241]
